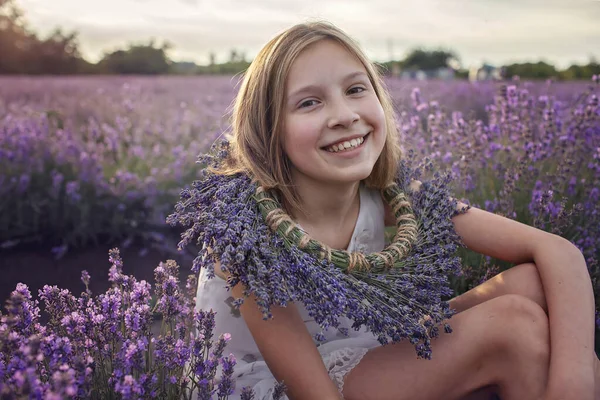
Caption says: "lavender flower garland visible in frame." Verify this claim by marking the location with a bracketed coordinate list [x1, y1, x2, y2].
[168, 139, 470, 359]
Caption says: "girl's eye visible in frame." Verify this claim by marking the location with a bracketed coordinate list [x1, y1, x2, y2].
[348, 86, 366, 94]
[299, 99, 318, 108]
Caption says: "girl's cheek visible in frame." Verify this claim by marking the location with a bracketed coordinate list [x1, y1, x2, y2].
[298, 130, 319, 149]
[371, 100, 385, 119]
[283, 125, 314, 152]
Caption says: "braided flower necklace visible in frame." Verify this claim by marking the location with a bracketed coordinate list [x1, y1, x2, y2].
[255, 183, 418, 274]
[168, 139, 470, 359]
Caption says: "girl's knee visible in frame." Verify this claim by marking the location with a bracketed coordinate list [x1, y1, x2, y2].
[513, 262, 547, 311]
[484, 294, 549, 360]
[481, 295, 550, 395]
[493, 293, 546, 321]
[514, 262, 541, 289]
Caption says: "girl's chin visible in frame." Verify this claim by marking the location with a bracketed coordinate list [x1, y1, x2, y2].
[301, 167, 375, 185]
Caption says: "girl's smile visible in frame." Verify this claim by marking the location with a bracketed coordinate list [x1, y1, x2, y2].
[322, 131, 371, 158]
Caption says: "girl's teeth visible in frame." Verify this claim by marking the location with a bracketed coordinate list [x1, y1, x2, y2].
[326, 137, 365, 152]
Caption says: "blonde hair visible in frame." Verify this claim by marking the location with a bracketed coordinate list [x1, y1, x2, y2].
[216, 20, 402, 214]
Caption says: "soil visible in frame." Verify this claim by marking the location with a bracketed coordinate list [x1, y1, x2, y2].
[0, 240, 197, 321]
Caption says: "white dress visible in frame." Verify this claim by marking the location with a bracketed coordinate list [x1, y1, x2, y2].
[193, 183, 386, 399]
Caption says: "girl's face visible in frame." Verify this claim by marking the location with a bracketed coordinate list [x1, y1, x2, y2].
[282, 39, 386, 187]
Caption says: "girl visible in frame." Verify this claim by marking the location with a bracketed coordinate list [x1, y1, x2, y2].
[191, 21, 598, 400]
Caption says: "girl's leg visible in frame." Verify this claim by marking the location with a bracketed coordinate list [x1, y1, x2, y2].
[341, 294, 550, 400]
[449, 262, 547, 315]
[458, 386, 498, 400]
[449, 262, 600, 398]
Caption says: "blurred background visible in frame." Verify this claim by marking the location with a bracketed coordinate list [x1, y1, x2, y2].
[0, 0, 599, 345]
[1, 0, 599, 79]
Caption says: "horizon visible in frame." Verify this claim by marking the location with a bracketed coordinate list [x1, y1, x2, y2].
[17, 0, 600, 69]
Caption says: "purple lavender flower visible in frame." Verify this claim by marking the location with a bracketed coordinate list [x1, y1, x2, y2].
[1, 248, 257, 399]
[114, 374, 143, 399]
[65, 180, 81, 202]
[81, 270, 90, 288]
[239, 386, 256, 400]
[16, 173, 30, 194]
[217, 354, 236, 398]
[271, 380, 288, 400]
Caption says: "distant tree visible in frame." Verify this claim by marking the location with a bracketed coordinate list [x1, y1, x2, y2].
[0, 0, 85, 74]
[229, 48, 241, 63]
[33, 28, 82, 74]
[504, 61, 558, 80]
[98, 40, 172, 74]
[402, 48, 459, 71]
[0, 0, 23, 29]
[454, 69, 469, 80]
[169, 61, 198, 75]
[194, 47, 250, 74]
[0, 0, 34, 73]
[558, 58, 600, 80]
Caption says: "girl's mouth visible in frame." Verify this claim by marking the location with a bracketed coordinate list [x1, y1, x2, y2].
[322, 132, 370, 154]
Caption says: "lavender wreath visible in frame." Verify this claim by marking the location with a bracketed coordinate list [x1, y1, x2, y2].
[168, 139, 470, 359]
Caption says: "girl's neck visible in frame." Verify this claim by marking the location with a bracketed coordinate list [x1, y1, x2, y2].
[286, 177, 361, 234]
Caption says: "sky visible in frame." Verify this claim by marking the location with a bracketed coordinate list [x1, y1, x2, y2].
[17, 0, 600, 69]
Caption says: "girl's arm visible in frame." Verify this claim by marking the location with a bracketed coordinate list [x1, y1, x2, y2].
[450, 204, 596, 399]
[213, 257, 343, 400]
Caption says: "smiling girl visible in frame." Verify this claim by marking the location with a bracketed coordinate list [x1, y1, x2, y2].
[189, 21, 598, 400]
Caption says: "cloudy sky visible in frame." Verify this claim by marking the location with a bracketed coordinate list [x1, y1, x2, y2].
[18, 0, 600, 69]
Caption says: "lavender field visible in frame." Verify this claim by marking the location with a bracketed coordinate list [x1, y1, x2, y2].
[0, 75, 599, 397]
[1, 77, 598, 260]
[1, 75, 599, 301]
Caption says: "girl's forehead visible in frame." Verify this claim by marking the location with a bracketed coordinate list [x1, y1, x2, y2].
[285, 41, 367, 88]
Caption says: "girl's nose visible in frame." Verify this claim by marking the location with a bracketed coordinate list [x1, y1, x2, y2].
[327, 100, 360, 129]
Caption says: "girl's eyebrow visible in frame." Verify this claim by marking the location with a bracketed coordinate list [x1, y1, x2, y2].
[287, 71, 368, 100]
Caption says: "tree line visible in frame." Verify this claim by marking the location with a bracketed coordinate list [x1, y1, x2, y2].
[1, 0, 598, 79]
[377, 49, 599, 81]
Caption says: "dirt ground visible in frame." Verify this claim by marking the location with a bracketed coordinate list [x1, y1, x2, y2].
[0, 241, 197, 320]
